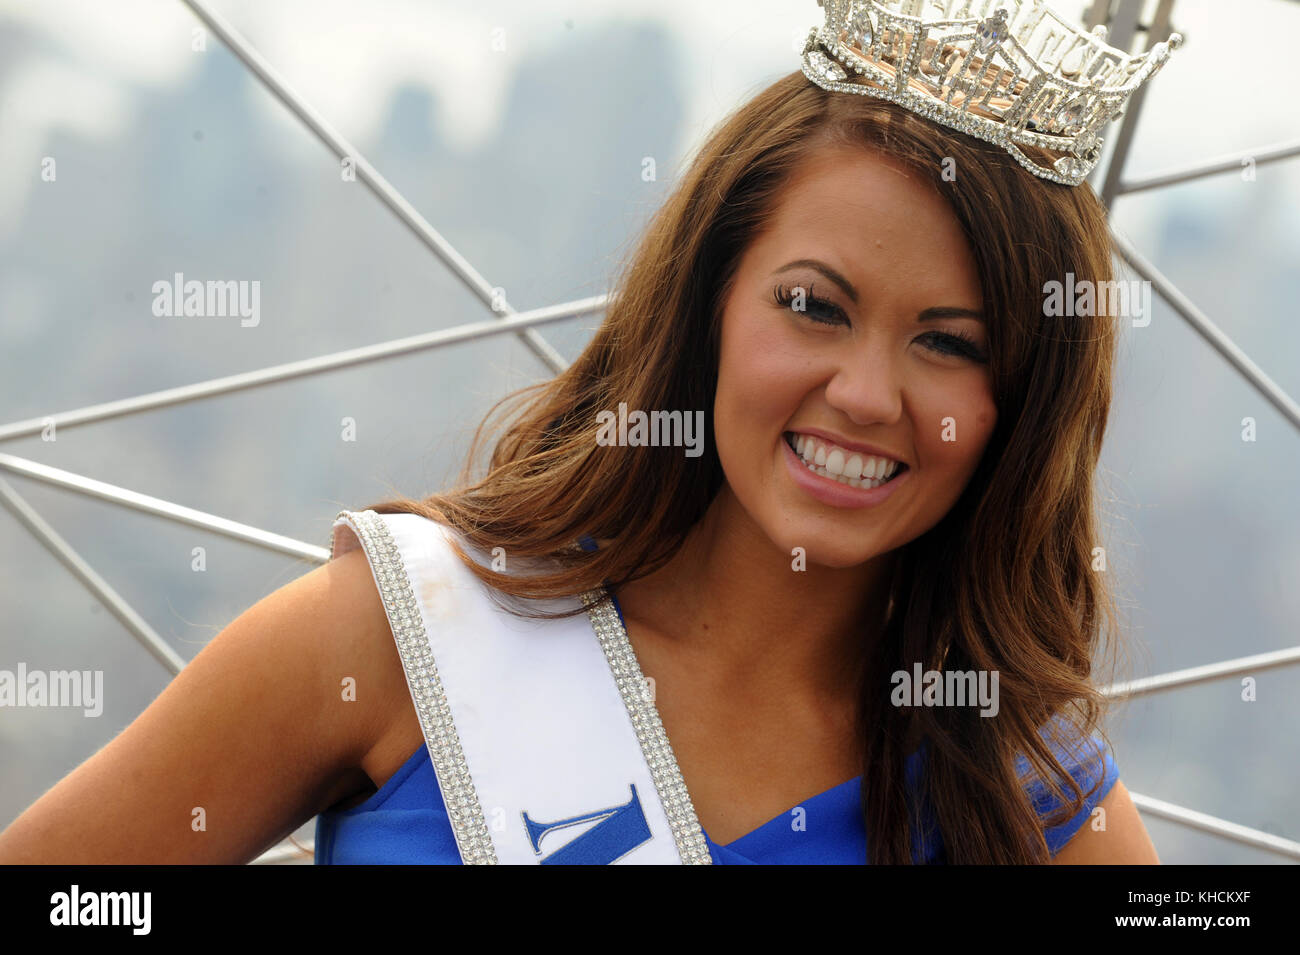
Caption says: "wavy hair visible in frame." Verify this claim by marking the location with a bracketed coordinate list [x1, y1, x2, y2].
[362, 70, 1124, 864]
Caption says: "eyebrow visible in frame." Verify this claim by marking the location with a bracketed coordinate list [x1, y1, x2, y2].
[774, 258, 984, 323]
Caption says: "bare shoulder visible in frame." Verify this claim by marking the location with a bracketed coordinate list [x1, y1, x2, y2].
[1050, 780, 1160, 864]
[0, 545, 407, 863]
[283, 545, 414, 763]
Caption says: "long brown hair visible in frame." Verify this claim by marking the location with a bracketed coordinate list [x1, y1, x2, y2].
[362, 70, 1124, 864]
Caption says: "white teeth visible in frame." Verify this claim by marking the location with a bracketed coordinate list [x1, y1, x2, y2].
[788, 432, 902, 490]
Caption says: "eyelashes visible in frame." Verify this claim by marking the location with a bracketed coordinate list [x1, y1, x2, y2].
[771, 282, 989, 363]
[772, 281, 843, 324]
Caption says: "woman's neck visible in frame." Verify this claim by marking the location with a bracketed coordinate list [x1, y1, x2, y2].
[612, 486, 895, 710]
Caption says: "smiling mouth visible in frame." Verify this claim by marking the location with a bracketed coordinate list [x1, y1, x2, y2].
[784, 432, 908, 490]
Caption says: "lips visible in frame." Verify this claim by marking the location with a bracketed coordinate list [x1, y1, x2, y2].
[784, 432, 907, 486]
[780, 432, 911, 509]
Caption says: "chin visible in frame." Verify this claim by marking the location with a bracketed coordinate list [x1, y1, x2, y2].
[771, 527, 894, 570]
[819, 544, 895, 570]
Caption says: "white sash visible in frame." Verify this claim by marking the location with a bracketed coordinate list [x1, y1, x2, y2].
[330, 509, 712, 865]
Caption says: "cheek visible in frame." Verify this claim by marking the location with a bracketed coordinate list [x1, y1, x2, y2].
[716, 310, 803, 433]
[912, 380, 998, 476]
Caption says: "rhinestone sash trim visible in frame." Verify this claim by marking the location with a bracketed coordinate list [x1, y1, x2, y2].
[331, 509, 498, 864]
[580, 588, 713, 864]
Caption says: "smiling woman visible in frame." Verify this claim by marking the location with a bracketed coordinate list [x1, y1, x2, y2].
[0, 62, 1158, 867]
[304, 68, 1156, 863]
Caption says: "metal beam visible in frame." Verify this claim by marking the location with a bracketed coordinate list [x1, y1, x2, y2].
[1130, 791, 1300, 860]
[1119, 139, 1300, 195]
[1102, 646, 1300, 700]
[1111, 229, 1300, 433]
[0, 295, 606, 442]
[177, 0, 570, 375]
[0, 478, 187, 676]
[1093, 0, 1178, 207]
[0, 454, 329, 562]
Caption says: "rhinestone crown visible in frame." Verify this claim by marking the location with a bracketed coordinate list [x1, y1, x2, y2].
[801, 0, 1183, 186]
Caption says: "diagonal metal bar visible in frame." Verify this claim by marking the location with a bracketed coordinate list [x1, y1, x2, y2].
[0, 477, 186, 676]
[1119, 139, 1300, 195]
[1129, 791, 1300, 860]
[0, 295, 606, 442]
[0, 454, 328, 562]
[177, 0, 569, 375]
[1101, 646, 1300, 700]
[1111, 229, 1300, 433]
[1092, 0, 1177, 207]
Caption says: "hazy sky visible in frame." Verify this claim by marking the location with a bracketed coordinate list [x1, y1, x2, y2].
[3, 0, 1299, 237]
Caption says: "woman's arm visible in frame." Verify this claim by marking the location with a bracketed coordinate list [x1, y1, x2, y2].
[0, 547, 401, 864]
[1050, 781, 1160, 864]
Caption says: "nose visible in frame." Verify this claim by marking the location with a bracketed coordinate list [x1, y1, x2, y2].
[823, 332, 904, 428]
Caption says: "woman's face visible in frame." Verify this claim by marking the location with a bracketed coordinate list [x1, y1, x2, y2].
[712, 143, 998, 569]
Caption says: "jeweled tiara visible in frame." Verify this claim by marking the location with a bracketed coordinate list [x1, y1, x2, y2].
[800, 0, 1183, 186]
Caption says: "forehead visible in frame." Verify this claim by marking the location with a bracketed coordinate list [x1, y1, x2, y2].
[752, 144, 983, 309]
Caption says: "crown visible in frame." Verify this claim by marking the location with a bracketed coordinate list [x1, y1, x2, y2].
[800, 0, 1183, 186]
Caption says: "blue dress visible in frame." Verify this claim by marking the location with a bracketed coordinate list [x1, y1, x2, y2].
[315, 585, 1119, 864]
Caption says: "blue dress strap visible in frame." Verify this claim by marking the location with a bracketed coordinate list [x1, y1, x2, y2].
[1017, 722, 1120, 855]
